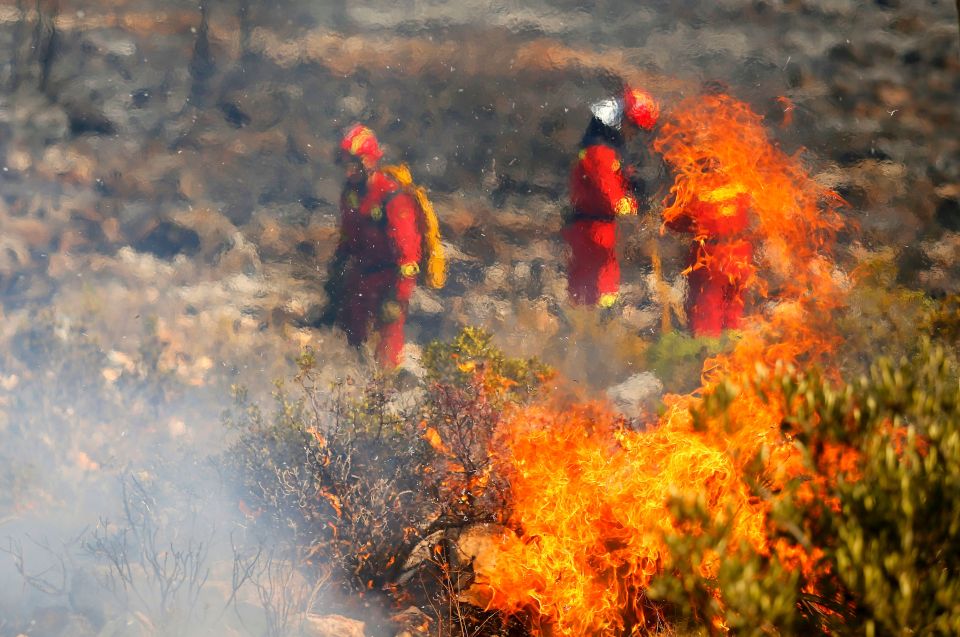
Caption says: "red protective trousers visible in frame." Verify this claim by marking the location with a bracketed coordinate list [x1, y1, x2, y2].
[338, 268, 415, 368]
[563, 218, 619, 306]
[684, 239, 753, 336]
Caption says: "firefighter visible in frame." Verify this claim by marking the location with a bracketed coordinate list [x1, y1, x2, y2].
[664, 181, 755, 336]
[564, 86, 660, 308]
[321, 124, 424, 368]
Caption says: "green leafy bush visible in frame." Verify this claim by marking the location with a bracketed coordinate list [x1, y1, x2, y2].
[421, 326, 552, 403]
[644, 330, 734, 394]
[835, 251, 933, 373]
[651, 340, 960, 636]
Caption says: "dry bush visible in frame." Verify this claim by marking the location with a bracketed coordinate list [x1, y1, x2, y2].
[224, 353, 428, 594]
[224, 327, 550, 636]
[419, 327, 552, 528]
[230, 540, 332, 637]
[82, 474, 215, 635]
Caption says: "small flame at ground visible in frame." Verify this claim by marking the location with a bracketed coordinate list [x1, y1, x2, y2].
[471, 92, 847, 634]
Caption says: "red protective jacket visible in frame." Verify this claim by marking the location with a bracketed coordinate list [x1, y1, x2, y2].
[565, 142, 637, 306]
[336, 171, 422, 273]
[569, 144, 635, 221]
[333, 171, 422, 367]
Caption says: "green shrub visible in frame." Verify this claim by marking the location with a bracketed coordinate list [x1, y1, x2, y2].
[420, 327, 552, 527]
[421, 326, 552, 403]
[644, 330, 734, 394]
[651, 341, 960, 635]
[835, 252, 933, 374]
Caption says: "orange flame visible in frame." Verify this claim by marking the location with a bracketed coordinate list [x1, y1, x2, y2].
[470, 92, 847, 634]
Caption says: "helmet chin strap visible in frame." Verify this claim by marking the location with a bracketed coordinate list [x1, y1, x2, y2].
[590, 97, 624, 130]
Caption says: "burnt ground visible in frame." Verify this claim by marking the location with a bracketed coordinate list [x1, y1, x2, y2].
[0, 0, 957, 634]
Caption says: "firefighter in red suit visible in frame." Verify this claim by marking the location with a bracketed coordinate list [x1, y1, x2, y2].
[664, 182, 755, 336]
[565, 87, 660, 308]
[323, 124, 423, 368]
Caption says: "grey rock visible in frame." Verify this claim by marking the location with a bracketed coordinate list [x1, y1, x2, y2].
[302, 613, 366, 637]
[390, 605, 431, 636]
[606, 372, 664, 418]
[409, 287, 443, 315]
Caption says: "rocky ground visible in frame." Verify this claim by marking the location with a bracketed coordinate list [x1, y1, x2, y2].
[0, 0, 957, 635]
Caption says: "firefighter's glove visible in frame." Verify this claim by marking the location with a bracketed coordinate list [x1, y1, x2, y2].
[381, 300, 404, 323]
[399, 262, 420, 278]
[615, 196, 638, 216]
[598, 292, 619, 309]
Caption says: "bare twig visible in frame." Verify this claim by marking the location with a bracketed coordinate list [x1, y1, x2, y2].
[1, 535, 71, 596]
[244, 543, 331, 637]
[82, 474, 214, 632]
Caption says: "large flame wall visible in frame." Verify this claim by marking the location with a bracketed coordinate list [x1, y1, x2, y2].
[473, 93, 846, 635]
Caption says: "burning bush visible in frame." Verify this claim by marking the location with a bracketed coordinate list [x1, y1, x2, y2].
[420, 327, 553, 527]
[454, 87, 849, 637]
[652, 339, 960, 635]
[224, 327, 550, 632]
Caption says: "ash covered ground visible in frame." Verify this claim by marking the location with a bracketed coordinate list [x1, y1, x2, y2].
[0, 1, 957, 635]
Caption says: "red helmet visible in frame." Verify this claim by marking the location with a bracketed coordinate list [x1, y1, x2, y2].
[340, 123, 383, 168]
[623, 87, 659, 130]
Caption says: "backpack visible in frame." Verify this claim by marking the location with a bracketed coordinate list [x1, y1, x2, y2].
[381, 163, 446, 289]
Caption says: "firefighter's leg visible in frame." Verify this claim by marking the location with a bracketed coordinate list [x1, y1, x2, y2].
[564, 222, 596, 305]
[565, 220, 617, 306]
[594, 221, 619, 307]
[722, 280, 747, 330]
[375, 275, 414, 369]
[686, 267, 725, 337]
[377, 308, 407, 369]
[720, 241, 753, 330]
[595, 244, 620, 308]
[337, 268, 373, 347]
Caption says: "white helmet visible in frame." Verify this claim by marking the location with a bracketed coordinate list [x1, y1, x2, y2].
[589, 97, 624, 129]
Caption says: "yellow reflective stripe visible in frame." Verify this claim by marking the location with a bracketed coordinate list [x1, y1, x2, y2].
[598, 292, 618, 308]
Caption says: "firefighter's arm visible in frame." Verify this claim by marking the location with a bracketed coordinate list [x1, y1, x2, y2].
[585, 146, 636, 216]
[385, 193, 423, 278]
